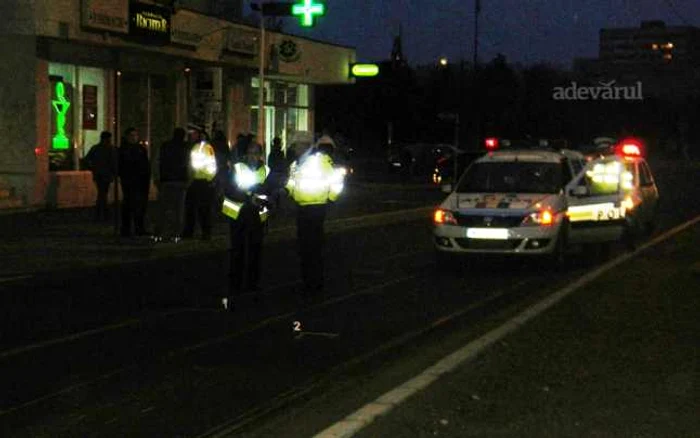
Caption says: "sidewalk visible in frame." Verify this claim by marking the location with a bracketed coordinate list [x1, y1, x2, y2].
[0, 180, 442, 276]
[349, 220, 700, 438]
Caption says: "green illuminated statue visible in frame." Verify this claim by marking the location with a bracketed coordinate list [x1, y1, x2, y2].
[52, 82, 71, 150]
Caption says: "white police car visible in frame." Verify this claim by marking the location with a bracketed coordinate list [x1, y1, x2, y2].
[566, 138, 659, 250]
[433, 142, 587, 264]
[433, 138, 659, 266]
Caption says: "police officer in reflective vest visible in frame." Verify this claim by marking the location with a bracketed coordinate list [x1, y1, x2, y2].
[183, 131, 217, 240]
[285, 135, 345, 303]
[221, 142, 270, 309]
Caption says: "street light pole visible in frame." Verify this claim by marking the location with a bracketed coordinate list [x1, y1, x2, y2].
[453, 113, 460, 183]
[257, 0, 267, 159]
[473, 0, 481, 150]
[473, 0, 480, 68]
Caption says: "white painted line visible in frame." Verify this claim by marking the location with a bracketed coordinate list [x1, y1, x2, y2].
[0, 318, 142, 360]
[196, 278, 535, 438]
[312, 214, 700, 438]
[0, 308, 188, 360]
[294, 331, 340, 340]
[0, 275, 33, 284]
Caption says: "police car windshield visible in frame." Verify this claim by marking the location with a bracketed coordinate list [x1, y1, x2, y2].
[457, 161, 564, 194]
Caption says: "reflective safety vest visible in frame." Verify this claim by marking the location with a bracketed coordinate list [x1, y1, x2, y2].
[221, 162, 270, 222]
[586, 160, 634, 192]
[285, 152, 345, 206]
[190, 141, 217, 181]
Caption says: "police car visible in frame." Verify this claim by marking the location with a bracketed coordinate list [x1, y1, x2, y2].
[566, 138, 659, 250]
[432, 137, 659, 265]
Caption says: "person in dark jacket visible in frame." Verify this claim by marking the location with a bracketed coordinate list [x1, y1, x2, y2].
[221, 142, 270, 310]
[154, 127, 189, 242]
[118, 127, 151, 237]
[85, 131, 117, 221]
[267, 136, 286, 209]
[211, 129, 231, 204]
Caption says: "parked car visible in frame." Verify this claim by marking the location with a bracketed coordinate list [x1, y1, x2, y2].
[387, 143, 463, 181]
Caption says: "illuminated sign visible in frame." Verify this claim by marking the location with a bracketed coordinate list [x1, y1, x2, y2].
[52, 82, 71, 150]
[292, 0, 325, 27]
[82, 85, 98, 130]
[82, 0, 129, 34]
[350, 63, 379, 77]
[129, 2, 171, 44]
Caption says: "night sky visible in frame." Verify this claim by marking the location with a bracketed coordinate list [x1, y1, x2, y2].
[287, 0, 700, 68]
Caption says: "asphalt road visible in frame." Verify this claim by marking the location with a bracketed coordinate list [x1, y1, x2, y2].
[0, 159, 697, 437]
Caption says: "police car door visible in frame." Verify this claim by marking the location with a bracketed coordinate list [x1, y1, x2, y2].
[565, 156, 626, 244]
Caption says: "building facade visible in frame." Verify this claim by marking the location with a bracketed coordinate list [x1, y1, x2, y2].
[0, 0, 355, 210]
[599, 20, 700, 67]
[574, 21, 700, 101]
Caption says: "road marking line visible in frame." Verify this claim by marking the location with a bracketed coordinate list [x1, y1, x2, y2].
[0, 275, 33, 284]
[0, 308, 191, 360]
[198, 278, 534, 438]
[179, 274, 423, 355]
[294, 331, 340, 340]
[312, 214, 700, 438]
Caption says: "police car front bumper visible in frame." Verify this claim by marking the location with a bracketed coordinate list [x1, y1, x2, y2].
[433, 222, 562, 255]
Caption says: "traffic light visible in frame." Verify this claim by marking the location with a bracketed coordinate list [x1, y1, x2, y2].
[349, 63, 380, 78]
[250, 2, 293, 16]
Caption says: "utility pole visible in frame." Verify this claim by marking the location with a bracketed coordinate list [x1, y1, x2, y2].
[250, 0, 326, 158]
[473, 0, 480, 69]
[473, 0, 481, 150]
[257, 0, 267, 158]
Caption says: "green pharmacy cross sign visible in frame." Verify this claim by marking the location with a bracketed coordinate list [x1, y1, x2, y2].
[292, 0, 325, 27]
[252, 1, 326, 27]
[292, 0, 326, 27]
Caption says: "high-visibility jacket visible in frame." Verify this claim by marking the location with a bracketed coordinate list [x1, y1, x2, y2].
[285, 152, 345, 206]
[190, 141, 217, 181]
[221, 161, 270, 222]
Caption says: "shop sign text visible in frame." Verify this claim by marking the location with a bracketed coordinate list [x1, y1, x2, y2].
[129, 2, 171, 44]
[81, 0, 129, 34]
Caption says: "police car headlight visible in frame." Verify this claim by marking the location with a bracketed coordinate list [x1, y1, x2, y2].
[434, 209, 457, 225]
[522, 209, 555, 226]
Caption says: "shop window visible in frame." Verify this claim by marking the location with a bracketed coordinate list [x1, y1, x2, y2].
[48, 63, 107, 171]
[250, 78, 311, 151]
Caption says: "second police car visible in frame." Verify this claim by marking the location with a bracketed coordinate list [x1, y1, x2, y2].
[433, 137, 659, 266]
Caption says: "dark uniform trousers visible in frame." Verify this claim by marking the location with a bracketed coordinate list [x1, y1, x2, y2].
[121, 184, 148, 236]
[184, 179, 214, 238]
[297, 203, 327, 296]
[95, 179, 111, 221]
[228, 203, 264, 295]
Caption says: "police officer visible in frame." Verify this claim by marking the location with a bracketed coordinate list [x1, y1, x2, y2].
[285, 135, 345, 304]
[221, 142, 270, 310]
[183, 127, 217, 240]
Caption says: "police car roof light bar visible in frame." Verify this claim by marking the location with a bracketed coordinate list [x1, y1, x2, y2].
[485, 137, 499, 150]
[616, 138, 643, 158]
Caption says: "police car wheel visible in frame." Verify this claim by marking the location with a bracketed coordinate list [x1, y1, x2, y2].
[622, 217, 640, 251]
[548, 224, 568, 269]
[644, 205, 659, 236]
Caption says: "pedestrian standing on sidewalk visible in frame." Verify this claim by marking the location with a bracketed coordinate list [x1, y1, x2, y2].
[221, 142, 270, 311]
[211, 129, 231, 207]
[183, 126, 217, 240]
[153, 127, 189, 242]
[267, 136, 287, 210]
[118, 127, 151, 237]
[285, 135, 345, 304]
[84, 131, 117, 222]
